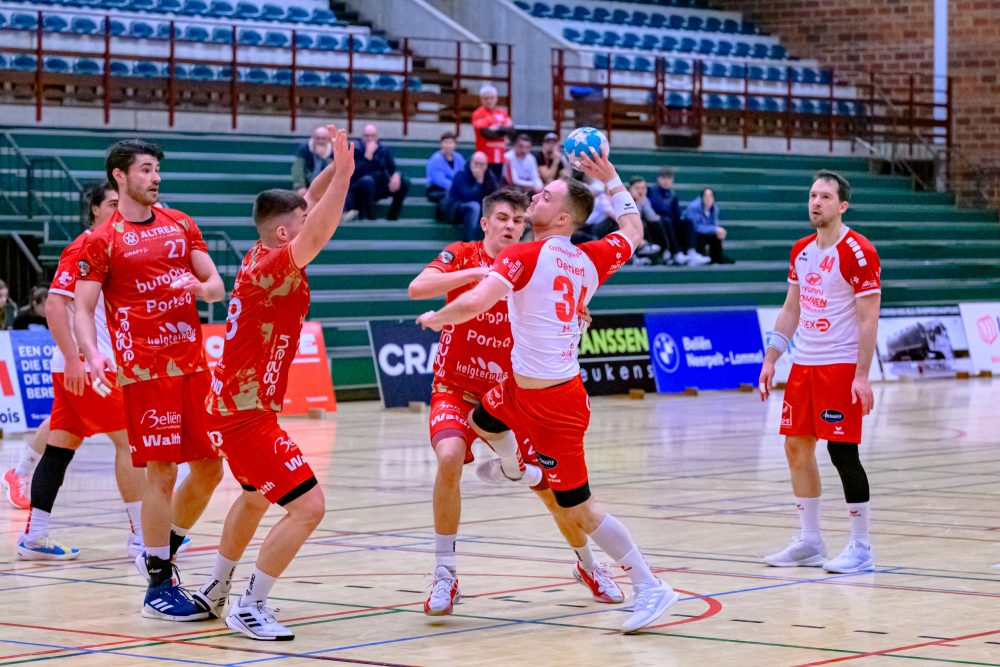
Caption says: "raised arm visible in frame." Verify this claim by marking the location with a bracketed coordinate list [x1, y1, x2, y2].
[578, 147, 644, 250]
[289, 127, 356, 268]
[415, 275, 510, 331]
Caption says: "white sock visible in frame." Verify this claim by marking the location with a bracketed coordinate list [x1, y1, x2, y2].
[847, 502, 870, 544]
[573, 541, 598, 571]
[434, 533, 457, 572]
[212, 553, 239, 587]
[170, 523, 188, 538]
[125, 502, 143, 538]
[25, 508, 50, 540]
[795, 496, 822, 544]
[588, 514, 658, 588]
[488, 431, 524, 479]
[241, 567, 278, 606]
[147, 545, 171, 561]
[15, 446, 41, 478]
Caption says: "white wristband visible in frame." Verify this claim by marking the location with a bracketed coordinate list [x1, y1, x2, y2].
[766, 331, 790, 357]
[611, 190, 638, 219]
[604, 176, 623, 190]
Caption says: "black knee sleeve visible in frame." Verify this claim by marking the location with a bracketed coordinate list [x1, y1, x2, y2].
[30, 445, 76, 513]
[553, 482, 592, 508]
[471, 403, 509, 435]
[827, 441, 869, 503]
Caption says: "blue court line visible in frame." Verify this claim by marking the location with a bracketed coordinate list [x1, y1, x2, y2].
[0, 639, 228, 667]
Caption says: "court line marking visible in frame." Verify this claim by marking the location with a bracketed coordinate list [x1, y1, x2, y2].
[791, 627, 1000, 666]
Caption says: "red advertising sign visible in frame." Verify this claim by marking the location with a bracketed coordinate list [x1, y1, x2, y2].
[202, 321, 336, 415]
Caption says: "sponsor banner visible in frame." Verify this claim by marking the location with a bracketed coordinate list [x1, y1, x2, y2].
[645, 310, 765, 393]
[8, 330, 55, 428]
[0, 332, 29, 432]
[202, 321, 336, 415]
[876, 306, 971, 381]
[368, 319, 440, 409]
[959, 302, 1000, 374]
[578, 314, 656, 396]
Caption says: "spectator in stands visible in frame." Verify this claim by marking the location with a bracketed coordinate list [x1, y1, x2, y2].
[347, 123, 410, 221]
[12, 286, 48, 330]
[443, 151, 500, 242]
[628, 176, 668, 266]
[472, 84, 513, 180]
[291, 125, 333, 195]
[426, 131, 465, 220]
[503, 134, 543, 194]
[649, 167, 709, 266]
[0, 279, 17, 330]
[536, 132, 568, 184]
[571, 180, 616, 245]
[683, 188, 736, 264]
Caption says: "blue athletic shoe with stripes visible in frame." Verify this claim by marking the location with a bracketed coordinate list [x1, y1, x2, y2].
[142, 579, 211, 621]
[17, 535, 80, 561]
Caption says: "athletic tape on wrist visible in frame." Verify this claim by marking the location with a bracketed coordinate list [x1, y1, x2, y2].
[604, 176, 623, 191]
[766, 331, 790, 356]
[611, 190, 638, 219]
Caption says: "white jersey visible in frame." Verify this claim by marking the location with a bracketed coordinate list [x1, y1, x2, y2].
[490, 232, 634, 379]
[788, 226, 881, 366]
[48, 230, 115, 373]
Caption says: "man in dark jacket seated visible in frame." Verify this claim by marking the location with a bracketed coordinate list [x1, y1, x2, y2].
[346, 123, 410, 220]
[441, 151, 500, 242]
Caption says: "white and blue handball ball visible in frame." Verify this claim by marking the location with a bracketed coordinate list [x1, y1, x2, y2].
[563, 126, 609, 169]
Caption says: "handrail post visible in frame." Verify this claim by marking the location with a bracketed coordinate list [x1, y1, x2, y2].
[103, 15, 111, 125]
[604, 50, 612, 139]
[168, 21, 176, 127]
[230, 25, 237, 129]
[453, 40, 461, 137]
[347, 39, 354, 133]
[401, 38, 409, 137]
[828, 67, 835, 151]
[741, 60, 748, 149]
[908, 73, 915, 157]
[290, 29, 298, 132]
[785, 66, 792, 151]
[505, 43, 513, 127]
[35, 10, 43, 122]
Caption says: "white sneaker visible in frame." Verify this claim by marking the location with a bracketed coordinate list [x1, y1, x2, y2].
[763, 538, 827, 567]
[127, 533, 145, 559]
[226, 600, 293, 641]
[686, 249, 711, 266]
[193, 578, 231, 619]
[475, 459, 543, 487]
[424, 565, 461, 616]
[573, 562, 625, 604]
[621, 580, 679, 633]
[17, 535, 80, 560]
[823, 541, 873, 574]
[672, 252, 690, 265]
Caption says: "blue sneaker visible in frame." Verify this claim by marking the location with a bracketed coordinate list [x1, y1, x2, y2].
[142, 579, 211, 621]
[17, 535, 80, 561]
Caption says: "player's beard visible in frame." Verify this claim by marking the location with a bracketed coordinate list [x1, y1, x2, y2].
[809, 210, 834, 229]
[126, 180, 158, 207]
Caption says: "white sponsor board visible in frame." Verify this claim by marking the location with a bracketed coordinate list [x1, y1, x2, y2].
[959, 302, 1000, 374]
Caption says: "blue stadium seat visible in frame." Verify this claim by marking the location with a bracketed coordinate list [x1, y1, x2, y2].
[705, 16, 721, 32]
[818, 69, 832, 84]
[514, 0, 529, 11]
[286, 6, 309, 22]
[601, 31, 620, 48]
[130, 0, 156, 11]
[273, 69, 292, 85]
[129, 20, 155, 39]
[44, 57, 70, 73]
[264, 31, 288, 48]
[208, 0, 233, 16]
[647, 12, 665, 29]
[733, 41, 751, 57]
[629, 10, 647, 26]
[218, 65, 235, 80]
[667, 14, 684, 30]
[155, 22, 171, 39]
[671, 59, 690, 75]
[770, 44, 787, 60]
[751, 43, 769, 59]
[763, 96, 786, 112]
[591, 7, 610, 23]
[180, 0, 208, 14]
[187, 63, 215, 80]
[801, 68, 818, 84]
[748, 66, 764, 80]
[640, 34, 658, 50]
[816, 100, 831, 115]
[172, 64, 189, 78]
[562, 27, 581, 43]
[581, 29, 600, 46]
[238, 28, 262, 46]
[715, 40, 733, 57]
[747, 96, 763, 111]
[704, 94, 725, 109]
[788, 68, 801, 83]
[726, 94, 743, 110]
[102, 0, 130, 9]
[685, 15, 703, 31]
[661, 35, 678, 52]
[314, 34, 338, 50]
[678, 37, 697, 53]
[342, 34, 365, 51]
[708, 62, 727, 78]
[185, 25, 209, 42]
[133, 60, 161, 77]
[593, 53, 609, 70]
[367, 36, 390, 53]
[74, 57, 101, 74]
[326, 71, 348, 88]
[666, 92, 689, 108]
[233, 1, 258, 19]
[209, 26, 232, 43]
[109, 60, 129, 76]
[610, 8, 630, 24]
[697, 38, 714, 55]
[308, 7, 335, 24]
[297, 69, 322, 86]
[157, 0, 181, 12]
[621, 32, 640, 49]
[836, 100, 855, 116]
[43, 15, 69, 32]
[374, 73, 398, 90]
[107, 19, 126, 35]
[352, 73, 372, 89]
[612, 55, 631, 71]
[260, 3, 284, 21]
[551, 2, 570, 19]
[245, 67, 269, 84]
[294, 32, 313, 49]
[11, 13, 38, 31]
[729, 63, 746, 79]
[741, 20, 757, 34]
[408, 76, 423, 91]
[633, 56, 652, 72]
[529, 2, 549, 18]
[570, 6, 589, 21]
[766, 66, 784, 82]
[795, 98, 816, 114]
[722, 18, 739, 33]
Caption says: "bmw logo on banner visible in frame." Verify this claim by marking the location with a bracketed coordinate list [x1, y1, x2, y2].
[644, 311, 765, 393]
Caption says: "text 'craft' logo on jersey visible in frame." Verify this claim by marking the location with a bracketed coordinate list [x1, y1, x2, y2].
[652, 333, 680, 374]
[122, 231, 140, 246]
[977, 315, 999, 345]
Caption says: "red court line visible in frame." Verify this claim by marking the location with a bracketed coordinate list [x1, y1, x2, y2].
[792, 628, 1000, 666]
[601, 588, 724, 635]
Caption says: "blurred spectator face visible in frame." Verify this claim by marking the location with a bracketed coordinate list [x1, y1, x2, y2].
[481, 201, 526, 247]
[91, 188, 119, 226]
[542, 134, 559, 154]
[311, 126, 331, 155]
[470, 152, 488, 180]
[514, 137, 532, 158]
[30, 288, 47, 316]
[702, 188, 715, 209]
[440, 136, 457, 159]
[0, 286, 8, 309]
[629, 180, 648, 202]
[362, 124, 379, 143]
[480, 91, 498, 109]
[657, 173, 674, 190]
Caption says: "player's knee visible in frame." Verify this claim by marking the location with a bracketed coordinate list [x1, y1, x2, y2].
[434, 439, 467, 474]
[784, 438, 816, 466]
[553, 482, 592, 510]
[285, 484, 325, 527]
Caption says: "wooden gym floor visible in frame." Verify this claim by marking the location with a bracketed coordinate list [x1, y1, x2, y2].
[1, 379, 999, 666]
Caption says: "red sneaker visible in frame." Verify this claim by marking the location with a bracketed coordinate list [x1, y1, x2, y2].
[573, 562, 625, 604]
[2, 468, 30, 510]
[424, 566, 461, 616]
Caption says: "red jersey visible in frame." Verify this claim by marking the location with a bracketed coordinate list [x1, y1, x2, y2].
[788, 226, 881, 366]
[472, 105, 512, 164]
[78, 207, 208, 386]
[428, 241, 512, 397]
[207, 242, 309, 415]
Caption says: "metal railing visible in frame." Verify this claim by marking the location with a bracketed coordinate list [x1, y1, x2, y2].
[201, 230, 244, 323]
[27, 156, 85, 244]
[0, 131, 31, 216]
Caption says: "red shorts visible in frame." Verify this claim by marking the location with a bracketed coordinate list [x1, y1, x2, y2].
[430, 386, 547, 489]
[50, 372, 127, 437]
[481, 376, 591, 493]
[780, 363, 863, 442]
[207, 410, 315, 505]
[122, 371, 219, 467]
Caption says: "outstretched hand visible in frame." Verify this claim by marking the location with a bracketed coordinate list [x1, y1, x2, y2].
[330, 126, 355, 180]
[577, 145, 616, 184]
